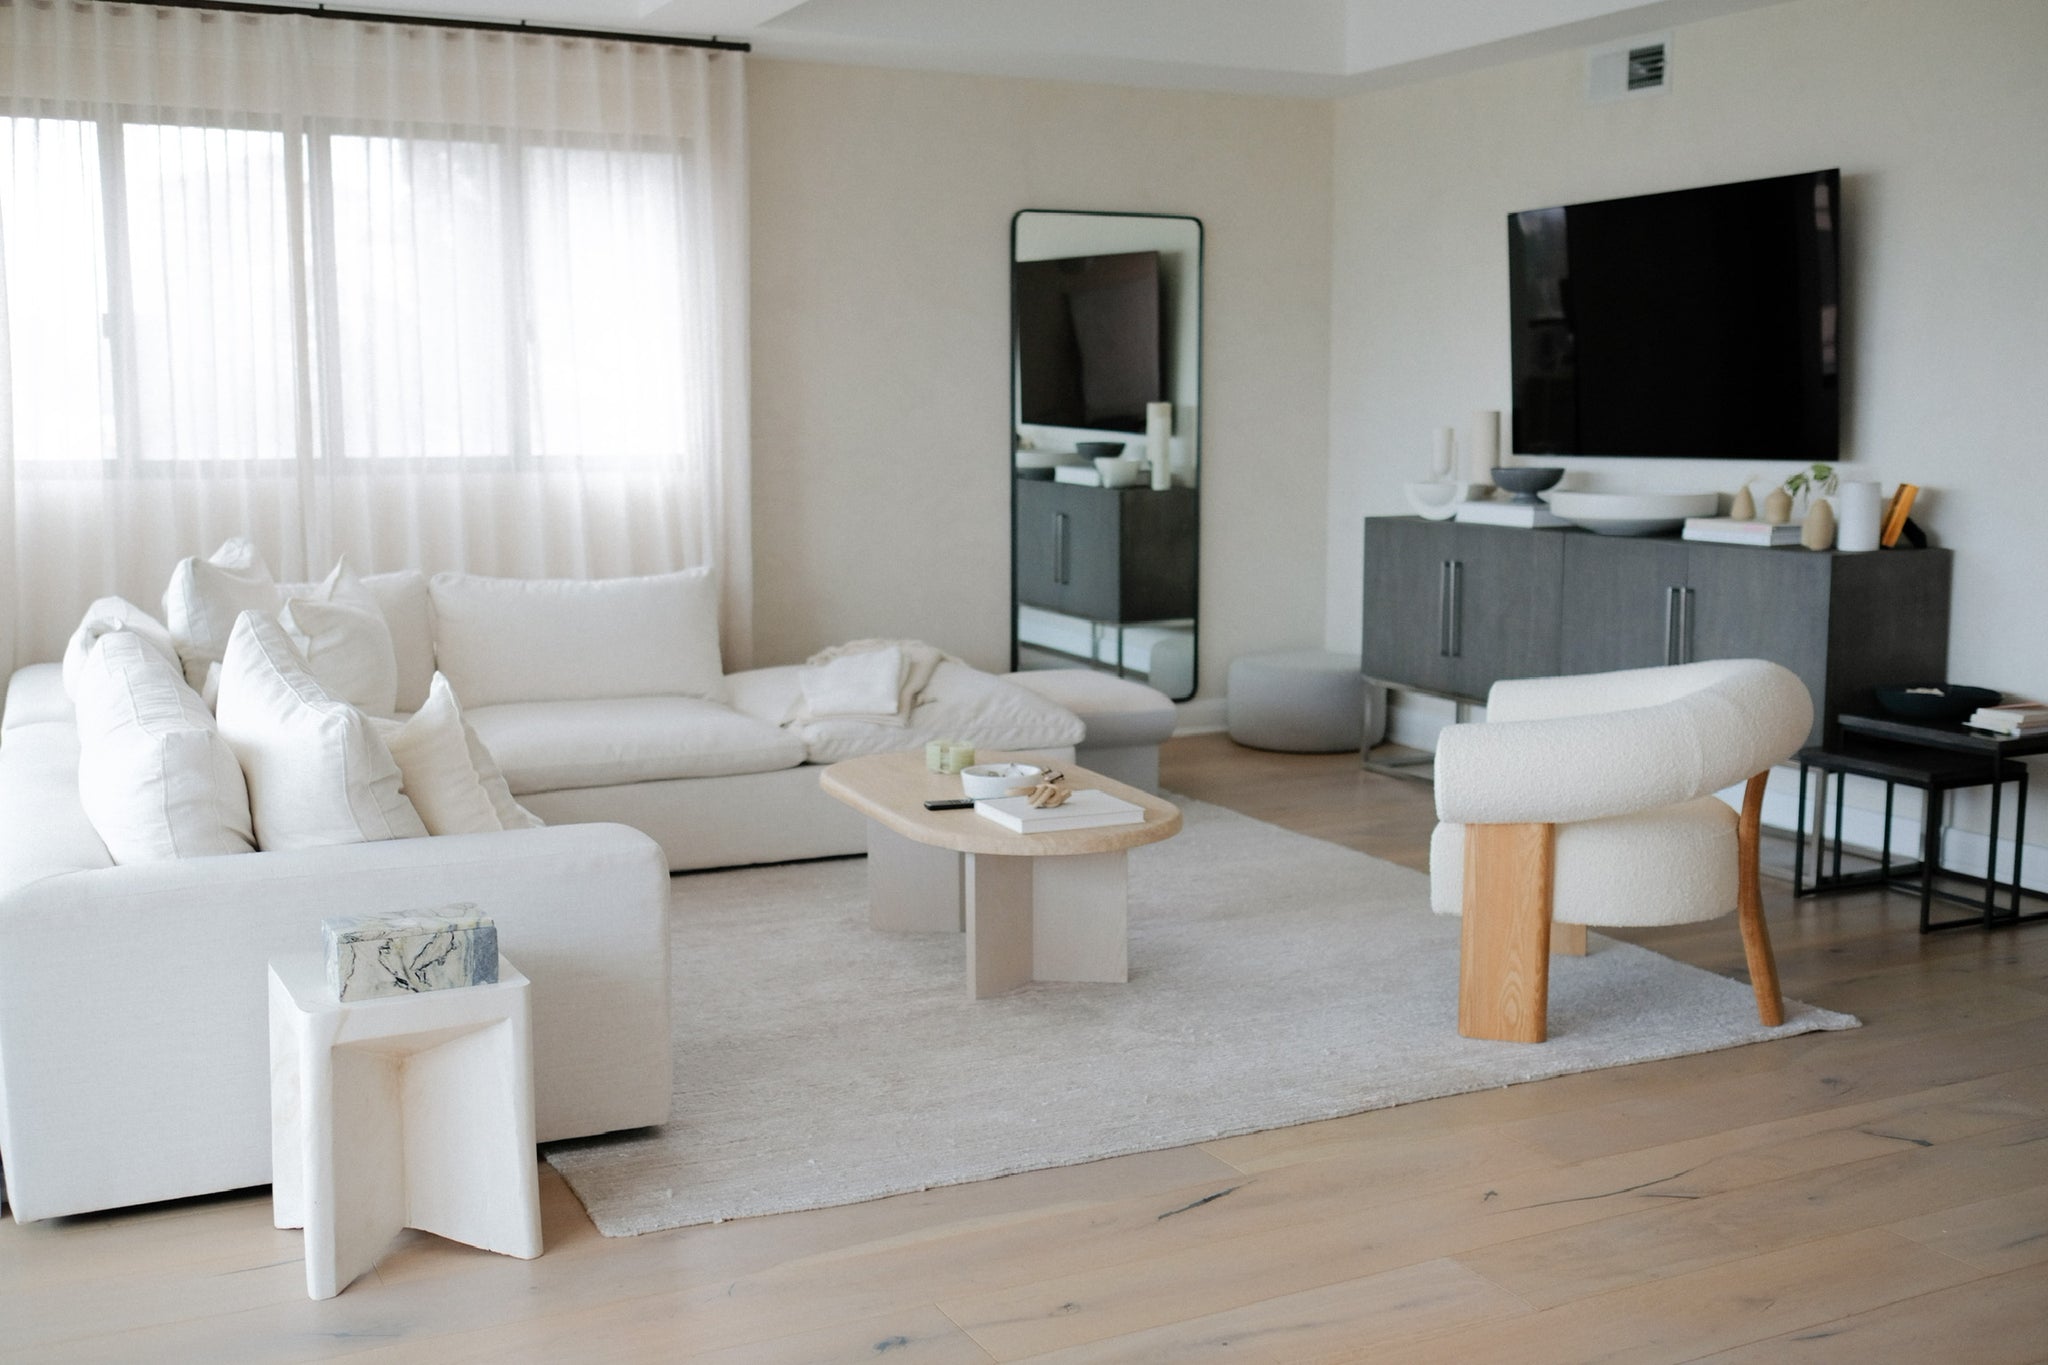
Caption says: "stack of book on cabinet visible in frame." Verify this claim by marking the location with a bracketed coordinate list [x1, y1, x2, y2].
[1964, 698, 2048, 737]
[1682, 517, 1803, 546]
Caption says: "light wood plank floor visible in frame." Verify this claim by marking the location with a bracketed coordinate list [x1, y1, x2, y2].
[4, 732, 2045, 1362]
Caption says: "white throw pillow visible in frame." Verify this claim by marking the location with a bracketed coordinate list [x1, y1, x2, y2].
[465, 715, 545, 830]
[61, 597, 182, 699]
[214, 611, 426, 851]
[163, 537, 282, 695]
[279, 558, 400, 717]
[372, 672, 541, 835]
[428, 567, 725, 708]
[362, 570, 436, 715]
[73, 629, 255, 862]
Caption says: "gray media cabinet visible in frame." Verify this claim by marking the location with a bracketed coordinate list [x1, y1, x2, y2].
[1361, 516, 1953, 747]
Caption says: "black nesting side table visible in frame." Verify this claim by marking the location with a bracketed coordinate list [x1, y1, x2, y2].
[1794, 713, 2048, 932]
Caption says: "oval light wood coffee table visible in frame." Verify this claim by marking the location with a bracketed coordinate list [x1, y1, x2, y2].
[819, 751, 1182, 998]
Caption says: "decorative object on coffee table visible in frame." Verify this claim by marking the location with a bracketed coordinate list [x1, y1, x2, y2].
[958, 761, 1044, 799]
[269, 953, 541, 1299]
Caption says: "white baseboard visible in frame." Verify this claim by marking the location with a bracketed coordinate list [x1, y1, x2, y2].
[1173, 697, 1228, 735]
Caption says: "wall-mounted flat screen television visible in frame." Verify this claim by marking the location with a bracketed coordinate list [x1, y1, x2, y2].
[1014, 250, 1163, 434]
[1508, 168, 1840, 460]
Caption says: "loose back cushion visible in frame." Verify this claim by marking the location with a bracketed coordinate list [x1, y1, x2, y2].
[278, 558, 399, 717]
[373, 672, 542, 835]
[163, 537, 282, 694]
[362, 570, 436, 714]
[61, 597, 182, 700]
[428, 568, 724, 708]
[73, 630, 255, 862]
[214, 611, 426, 851]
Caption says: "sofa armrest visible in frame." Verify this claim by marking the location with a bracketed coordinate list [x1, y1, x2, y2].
[0, 821, 671, 1221]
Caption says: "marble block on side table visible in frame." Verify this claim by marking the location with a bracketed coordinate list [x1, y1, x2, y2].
[323, 906, 498, 1001]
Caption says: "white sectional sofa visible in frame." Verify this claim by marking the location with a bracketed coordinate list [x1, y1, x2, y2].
[0, 555, 1160, 1221]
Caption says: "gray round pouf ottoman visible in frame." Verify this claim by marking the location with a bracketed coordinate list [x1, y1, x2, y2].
[1227, 650, 1365, 752]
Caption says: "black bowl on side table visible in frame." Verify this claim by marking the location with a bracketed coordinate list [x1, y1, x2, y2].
[1872, 683, 2001, 724]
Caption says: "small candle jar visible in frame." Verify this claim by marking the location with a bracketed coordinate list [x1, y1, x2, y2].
[925, 740, 975, 774]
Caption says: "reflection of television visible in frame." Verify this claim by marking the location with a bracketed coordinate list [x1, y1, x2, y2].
[1508, 169, 1840, 460]
[1014, 250, 1163, 433]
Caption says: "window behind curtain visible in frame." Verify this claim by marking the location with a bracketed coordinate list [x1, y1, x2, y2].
[0, 2, 750, 675]
[3, 113, 698, 466]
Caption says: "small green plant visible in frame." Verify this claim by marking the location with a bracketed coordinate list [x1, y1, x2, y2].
[1782, 462, 1838, 501]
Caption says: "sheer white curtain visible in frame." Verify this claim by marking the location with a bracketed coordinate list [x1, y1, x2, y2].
[0, 0, 750, 671]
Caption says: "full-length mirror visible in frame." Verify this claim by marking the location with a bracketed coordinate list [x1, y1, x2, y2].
[1010, 210, 1201, 701]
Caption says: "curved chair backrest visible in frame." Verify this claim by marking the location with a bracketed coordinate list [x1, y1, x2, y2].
[1436, 659, 1813, 827]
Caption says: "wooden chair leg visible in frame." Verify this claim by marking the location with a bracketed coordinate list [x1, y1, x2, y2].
[1551, 922, 1588, 956]
[1737, 771, 1784, 1027]
[1459, 822, 1556, 1043]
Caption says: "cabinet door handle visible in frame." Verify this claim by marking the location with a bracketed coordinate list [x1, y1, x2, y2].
[1663, 586, 1679, 666]
[1053, 512, 1069, 585]
[1447, 560, 1464, 659]
[1437, 560, 1453, 657]
[1678, 587, 1695, 664]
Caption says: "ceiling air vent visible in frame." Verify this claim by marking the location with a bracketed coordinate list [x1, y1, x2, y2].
[1588, 32, 1671, 102]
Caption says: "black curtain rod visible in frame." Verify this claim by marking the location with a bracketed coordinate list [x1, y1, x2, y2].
[136, 0, 750, 52]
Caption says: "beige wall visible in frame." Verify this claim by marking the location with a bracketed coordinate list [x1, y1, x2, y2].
[1325, 0, 2048, 695]
[1322, 0, 2048, 857]
[748, 60, 1333, 695]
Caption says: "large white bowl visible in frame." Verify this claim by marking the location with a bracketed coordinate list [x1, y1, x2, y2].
[1547, 491, 1719, 536]
[960, 763, 1044, 799]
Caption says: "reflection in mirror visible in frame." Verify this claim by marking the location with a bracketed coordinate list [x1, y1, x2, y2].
[1011, 210, 1201, 701]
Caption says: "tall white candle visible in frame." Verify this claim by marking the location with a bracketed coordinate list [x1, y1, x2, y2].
[1836, 480, 1882, 552]
[1147, 402, 1173, 490]
[1431, 426, 1454, 479]
[1468, 410, 1500, 481]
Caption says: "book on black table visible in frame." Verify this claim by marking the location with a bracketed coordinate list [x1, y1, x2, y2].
[1965, 698, 2048, 736]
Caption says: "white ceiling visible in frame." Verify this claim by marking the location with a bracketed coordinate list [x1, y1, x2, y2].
[270, 0, 1796, 96]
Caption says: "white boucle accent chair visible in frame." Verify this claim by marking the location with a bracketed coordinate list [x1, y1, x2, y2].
[1430, 659, 1814, 1043]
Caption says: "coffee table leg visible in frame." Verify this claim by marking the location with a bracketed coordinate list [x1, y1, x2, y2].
[963, 851, 1131, 998]
[867, 823, 964, 933]
[1030, 851, 1129, 984]
[965, 853, 1035, 998]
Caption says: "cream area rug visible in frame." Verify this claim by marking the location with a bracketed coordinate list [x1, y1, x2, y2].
[543, 799, 1856, 1235]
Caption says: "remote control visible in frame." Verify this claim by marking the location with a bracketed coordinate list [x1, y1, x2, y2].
[923, 798, 976, 810]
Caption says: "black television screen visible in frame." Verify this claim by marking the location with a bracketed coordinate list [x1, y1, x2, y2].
[1508, 169, 1840, 460]
[1014, 250, 1163, 433]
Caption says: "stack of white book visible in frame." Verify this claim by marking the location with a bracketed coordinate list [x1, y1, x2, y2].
[1964, 698, 2048, 737]
[974, 788, 1145, 833]
[1454, 500, 1568, 529]
[1682, 517, 1802, 546]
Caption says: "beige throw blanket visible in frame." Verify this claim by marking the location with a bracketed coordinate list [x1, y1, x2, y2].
[792, 639, 957, 726]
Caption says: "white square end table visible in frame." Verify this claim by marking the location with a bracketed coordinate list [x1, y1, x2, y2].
[268, 952, 542, 1299]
